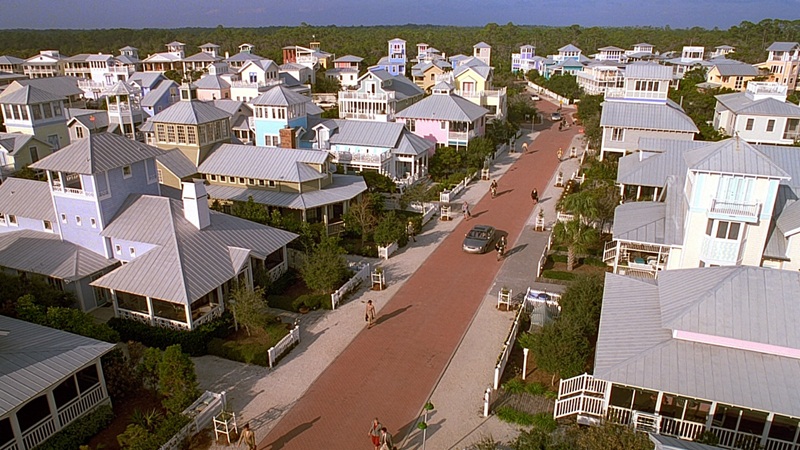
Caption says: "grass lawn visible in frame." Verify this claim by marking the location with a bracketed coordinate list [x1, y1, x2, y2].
[207, 320, 291, 366]
[539, 254, 610, 282]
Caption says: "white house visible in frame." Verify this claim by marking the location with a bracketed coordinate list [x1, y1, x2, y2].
[714, 82, 800, 145]
[337, 68, 423, 122]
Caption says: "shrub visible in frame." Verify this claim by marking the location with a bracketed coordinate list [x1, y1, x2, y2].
[268, 268, 299, 294]
[495, 406, 535, 426]
[108, 313, 232, 356]
[525, 382, 548, 396]
[531, 412, 558, 433]
[541, 270, 577, 281]
[117, 412, 190, 450]
[502, 378, 526, 394]
[16, 295, 119, 343]
[37, 404, 114, 450]
[102, 348, 141, 401]
[550, 254, 568, 263]
[292, 293, 327, 311]
[157, 345, 200, 415]
[207, 338, 269, 366]
[583, 256, 608, 267]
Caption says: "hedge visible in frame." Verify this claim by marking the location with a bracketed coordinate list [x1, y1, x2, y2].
[207, 338, 269, 366]
[36, 404, 114, 450]
[108, 313, 233, 356]
[540, 270, 577, 281]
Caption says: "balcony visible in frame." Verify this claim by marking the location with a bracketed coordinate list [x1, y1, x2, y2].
[709, 199, 760, 222]
[230, 79, 283, 89]
[448, 130, 477, 142]
[605, 88, 666, 101]
[330, 150, 390, 164]
[338, 91, 394, 101]
[700, 235, 741, 265]
[77, 79, 107, 91]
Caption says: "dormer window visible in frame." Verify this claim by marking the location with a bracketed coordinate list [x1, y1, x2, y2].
[75, 216, 81, 226]
[61, 213, 67, 224]
[43, 220, 52, 231]
[115, 244, 121, 254]
[129, 247, 136, 257]
[0, 213, 5, 226]
[8, 214, 17, 226]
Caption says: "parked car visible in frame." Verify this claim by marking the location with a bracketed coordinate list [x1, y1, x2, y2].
[550, 111, 562, 121]
[462, 225, 497, 254]
[531, 94, 540, 101]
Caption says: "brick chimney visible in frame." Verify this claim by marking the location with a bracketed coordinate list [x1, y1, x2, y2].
[279, 125, 296, 149]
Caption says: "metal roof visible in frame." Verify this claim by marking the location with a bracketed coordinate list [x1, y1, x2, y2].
[102, 81, 140, 96]
[0, 55, 24, 65]
[473, 42, 491, 49]
[333, 55, 363, 63]
[396, 92, 488, 122]
[0, 229, 116, 281]
[150, 100, 230, 125]
[453, 64, 492, 80]
[684, 139, 790, 179]
[129, 72, 167, 90]
[205, 174, 367, 210]
[600, 100, 699, 133]
[595, 268, 800, 419]
[711, 62, 760, 76]
[558, 44, 582, 53]
[156, 149, 198, 179]
[198, 144, 328, 182]
[17, 76, 83, 98]
[182, 52, 220, 63]
[142, 53, 182, 63]
[625, 63, 677, 80]
[611, 202, 666, 244]
[767, 42, 800, 52]
[0, 178, 55, 221]
[0, 315, 115, 417]
[31, 132, 163, 175]
[715, 92, 800, 117]
[382, 75, 424, 101]
[249, 85, 309, 107]
[226, 52, 265, 63]
[395, 131, 433, 156]
[0, 84, 64, 105]
[0, 133, 48, 157]
[194, 75, 230, 90]
[93, 195, 297, 304]
[68, 111, 110, 130]
[140, 80, 178, 107]
[756, 144, 800, 189]
[650, 434, 729, 450]
[329, 120, 404, 148]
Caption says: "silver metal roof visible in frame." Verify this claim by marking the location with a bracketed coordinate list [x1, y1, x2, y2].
[473, 42, 491, 49]
[624, 63, 673, 80]
[650, 434, 730, 450]
[558, 44, 582, 53]
[395, 132, 433, 156]
[595, 268, 800, 419]
[329, 120, 405, 148]
[0, 133, 48, 157]
[396, 92, 488, 122]
[767, 42, 800, 52]
[198, 144, 328, 182]
[756, 144, 800, 189]
[684, 139, 790, 179]
[333, 55, 363, 63]
[93, 195, 297, 304]
[193, 75, 230, 90]
[17, 76, 84, 98]
[150, 99, 230, 125]
[0, 229, 116, 281]
[0, 178, 56, 222]
[249, 85, 309, 107]
[612, 202, 666, 244]
[453, 63, 492, 80]
[0, 84, 64, 105]
[711, 62, 760, 76]
[102, 81, 140, 96]
[0, 55, 24, 65]
[156, 149, 198, 179]
[205, 174, 367, 210]
[0, 315, 115, 417]
[31, 132, 163, 175]
[600, 99, 699, 133]
[129, 72, 167, 90]
[68, 111, 110, 130]
[140, 80, 178, 107]
[715, 92, 800, 117]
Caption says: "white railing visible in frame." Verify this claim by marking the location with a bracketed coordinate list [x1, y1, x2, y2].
[378, 242, 398, 260]
[632, 411, 662, 433]
[159, 391, 225, 450]
[558, 373, 607, 398]
[51, 185, 93, 197]
[268, 323, 300, 368]
[493, 305, 525, 389]
[153, 316, 190, 331]
[193, 305, 223, 328]
[765, 439, 800, 450]
[407, 202, 437, 226]
[0, 440, 18, 450]
[710, 199, 761, 219]
[331, 263, 370, 310]
[660, 416, 706, 441]
[700, 235, 740, 264]
[536, 233, 553, 278]
[21, 417, 56, 450]
[554, 393, 607, 419]
[606, 405, 632, 425]
[117, 308, 151, 324]
[338, 91, 394, 101]
[78, 80, 107, 90]
[268, 262, 288, 281]
[330, 150, 390, 164]
[56, 383, 105, 427]
[448, 130, 476, 142]
[438, 171, 477, 203]
[231, 80, 282, 89]
[711, 427, 763, 449]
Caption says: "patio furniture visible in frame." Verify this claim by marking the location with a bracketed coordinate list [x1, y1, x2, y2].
[213, 411, 237, 444]
[497, 288, 514, 311]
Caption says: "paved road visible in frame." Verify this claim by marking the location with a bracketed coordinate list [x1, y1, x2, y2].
[259, 102, 578, 450]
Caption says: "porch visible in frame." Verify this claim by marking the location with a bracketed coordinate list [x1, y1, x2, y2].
[603, 240, 670, 278]
[555, 374, 800, 450]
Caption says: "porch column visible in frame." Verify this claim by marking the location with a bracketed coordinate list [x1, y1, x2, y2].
[45, 389, 61, 429]
[654, 391, 664, 414]
[146, 296, 155, 325]
[619, 183, 625, 198]
[760, 412, 774, 447]
[654, 187, 660, 201]
[217, 286, 225, 311]
[184, 304, 193, 330]
[612, 241, 620, 274]
[9, 413, 23, 450]
[705, 402, 718, 430]
[636, 185, 642, 201]
[110, 289, 119, 317]
[603, 380, 614, 416]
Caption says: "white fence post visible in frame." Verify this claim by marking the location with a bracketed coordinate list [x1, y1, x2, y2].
[484, 387, 493, 417]
[268, 323, 301, 369]
[330, 263, 370, 310]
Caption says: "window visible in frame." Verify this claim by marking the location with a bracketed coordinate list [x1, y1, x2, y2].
[0, 213, 5, 225]
[767, 119, 776, 132]
[406, 119, 415, 132]
[745, 118, 754, 131]
[75, 216, 81, 226]
[31, 104, 42, 120]
[258, 180, 265, 186]
[122, 165, 132, 178]
[716, 221, 741, 240]
[129, 247, 136, 257]
[8, 214, 17, 226]
[248, 178, 255, 185]
[53, 102, 61, 116]
[440, 121, 446, 130]
[42, 103, 53, 119]
[167, 124, 176, 143]
[76, 127, 84, 138]
[90, 218, 97, 228]
[43, 220, 52, 231]
[238, 177, 245, 184]
[18, 105, 28, 121]
[610, 128, 624, 141]
[176, 125, 187, 144]
[268, 180, 276, 187]
[61, 213, 67, 224]
[187, 127, 197, 144]
[115, 244, 121, 254]
[157, 169, 163, 183]
[219, 176, 226, 182]
[209, 174, 217, 181]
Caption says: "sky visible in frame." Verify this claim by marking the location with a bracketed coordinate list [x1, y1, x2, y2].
[0, 0, 796, 30]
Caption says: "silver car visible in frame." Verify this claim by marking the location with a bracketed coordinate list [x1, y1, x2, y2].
[462, 225, 497, 254]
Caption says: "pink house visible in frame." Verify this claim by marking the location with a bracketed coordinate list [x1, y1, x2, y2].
[395, 82, 488, 149]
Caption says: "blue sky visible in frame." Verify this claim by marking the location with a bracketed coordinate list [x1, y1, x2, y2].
[0, 0, 796, 29]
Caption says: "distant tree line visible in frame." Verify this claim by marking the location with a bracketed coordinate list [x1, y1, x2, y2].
[1, 19, 799, 72]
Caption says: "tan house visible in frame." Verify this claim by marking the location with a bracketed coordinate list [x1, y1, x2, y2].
[705, 62, 763, 91]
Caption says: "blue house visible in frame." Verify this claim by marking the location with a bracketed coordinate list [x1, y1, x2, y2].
[249, 85, 322, 148]
[374, 38, 407, 77]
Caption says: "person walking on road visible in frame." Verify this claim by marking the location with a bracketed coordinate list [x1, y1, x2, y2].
[365, 300, 376, 328]
[462, 201, 471, 220]
[237, 423, 256, 450]
[407, 220, 416, 242]
[368, 418, 383, 450]
[490, 179, 498, 198]
[557, 147, 563, 161]
[531, 188, 539, 205]
[379, 427, 394, 450]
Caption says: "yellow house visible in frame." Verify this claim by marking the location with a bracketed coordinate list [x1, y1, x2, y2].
[705, 62, 763, 91]
[450, 57, 507, 119]
[411, 59, 451, 92]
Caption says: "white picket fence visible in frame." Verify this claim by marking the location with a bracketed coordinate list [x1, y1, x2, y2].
[408, 202, 437, 226]
[537, 233, 553, 278]
[330, 262, 371, 310]
[268, 323, 300, 369]
[378, 241, 398, 260]
[493, 304, 527, 390]
[439, 171, 478, 203]
[160, 391, 226, 450]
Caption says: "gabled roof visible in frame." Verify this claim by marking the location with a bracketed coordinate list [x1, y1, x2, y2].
[684, 138, 790, 179]
[182, 52, 221, 62]
[767, 42, 800, 52]
[558, 44, 582, 53]
[473, 42, 491, 49]
[612, 201, 666, 244]
[710, 62, 760, 76]
[0, 55, 24, 65]
[238, 59, 278, 73]
[198, 143, 328, 182]
[92, 195, 297, 304]
[0, 315, 115, 417]
[280, 63, 308, 71]
[67, 111, 109, 131]
[226, 52, 265, 63]
[151, 99, 230, 125]
[210, 99, 248, 117]
[715, 91, 800, 117]
[625, 62, 673, 80]
[194, 74, 230, 90]
[395, 131, 433, 156]
[249, 85, 310, 107]
[600, 99, 699, 133]
[395, 92, 488, 122]
[129, 72, 167, 90]
[141, 80, 178, 108]
[102, 81, 140, 96]
[0, 83, 64, 105]
[156, 149, 197, 179]
[17, 76, 83, 98]
[334, 55, 364, 63]
[31, 132, 163, 175]
[598, 46, 624, 52]
[453, 63, 491, 80]
[199, 43, 220, 49]
[0, 228, 116, 281]
[0, 177, 55, 221]
[329, 120, 404, 148]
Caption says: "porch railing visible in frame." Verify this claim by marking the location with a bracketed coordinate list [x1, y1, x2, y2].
[193, 305, 223, 328]
[327, 221, 346, 236]
[0, 440, 18, 450]
[660, 416, 706, 441]
[710, 199, 760, 219]
[558, 373, 607, 398]
[268, 323, 300, 368]
[711, 427, 763, 450]
[21, 417, 56, 450]
[56, 383, 105, 427]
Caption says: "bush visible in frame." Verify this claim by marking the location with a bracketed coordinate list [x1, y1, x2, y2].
[550, 254, 568, 263]
[502, 378, 526, 394]
[102, 348, 141, 401]
[291, 293, 328, 311]
[541, 270, 577, 281]
[268, 268, 299, 294]
[531, 412, 558, 433]
[583, 256, 607, 267]
[108, 313, 233, 356]
[16, 295, 120, 343]
[37, 404, 114, 450]
[526, 382, 548, 396]
[207, 338, 269, 366]
[117, 412, 190, 450]
[360, 171, 397, 193]
[495, 406, 535, 426]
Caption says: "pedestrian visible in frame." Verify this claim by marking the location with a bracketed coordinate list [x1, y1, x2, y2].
[462, 201, 471, 220]
[379, 427, 395, 450]
[558, 121, 563, 131]
[237, 422, 256, 450]
[531, 188, 539, 205]
[407, 220, 416, 242]
[557, 147, 563, 161]
[490, 179, 498, 198]
[365, 300, 376, 329]
[368, 418, 383, 450]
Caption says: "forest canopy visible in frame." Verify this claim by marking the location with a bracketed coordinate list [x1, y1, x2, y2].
[1, 19, 798, 73]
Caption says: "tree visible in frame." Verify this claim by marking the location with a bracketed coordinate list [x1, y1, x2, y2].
[558, 274, 605, 344]
[301, 236, 348, 294]
[228, 284, 268, 336]
[231, 196, 269, 224]
[163, 70, 183, 84]
[552, 218, 599, 271]
[373, 211, 407, 247]
[530, 320, 589, 382]
[312, 70, 341, 93]
[399, 182, 431, 209]
[157, 345, 200, 415]
[343, 195, 379, 243]
[465, 136, 496, 171]
[428, 146, 464, 180]
[12, 166, 41, 181]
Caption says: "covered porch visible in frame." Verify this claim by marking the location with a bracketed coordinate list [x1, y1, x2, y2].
[555, 374, 800, 450]
[603, 240, 670, 278]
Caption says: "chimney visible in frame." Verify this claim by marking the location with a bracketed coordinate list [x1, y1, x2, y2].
[225, 51, 230, 59]
[182, 180, 211, 230]
[279, 125, 297, 149]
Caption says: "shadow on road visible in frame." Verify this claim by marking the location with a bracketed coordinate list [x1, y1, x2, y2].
[263, 416, 321, 450]
[376, 304, 412, 325]
[506, 243, 528, 257]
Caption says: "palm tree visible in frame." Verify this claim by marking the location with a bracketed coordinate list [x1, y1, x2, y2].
[552, 218, 599, 271]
